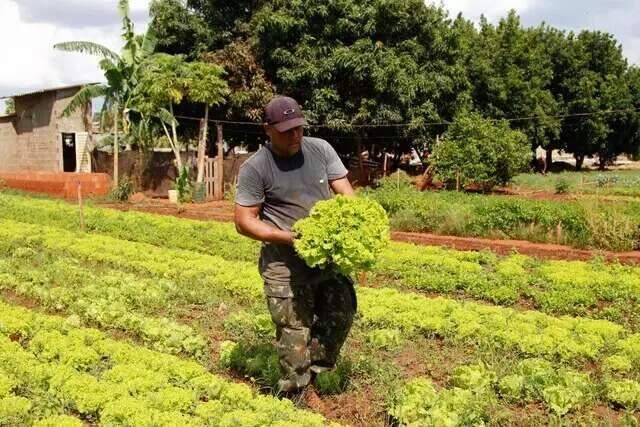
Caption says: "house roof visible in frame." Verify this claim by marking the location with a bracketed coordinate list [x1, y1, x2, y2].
[0, 82, 100, 99]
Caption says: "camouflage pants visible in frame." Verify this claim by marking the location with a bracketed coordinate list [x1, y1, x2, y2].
[265, 275, 357, 389]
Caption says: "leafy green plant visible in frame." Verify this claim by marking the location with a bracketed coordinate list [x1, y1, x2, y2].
[314, 358, 353, 395]
[175, 166, 192, 203]
[606, 379, 640, 410]
[110, 177, 134, 202]
[554, 178, 570, 194]
[365, 328, 403, 351]
[293, 195, 390, 275]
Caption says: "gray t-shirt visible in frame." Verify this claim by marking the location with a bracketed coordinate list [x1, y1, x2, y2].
[235, 136, 348, 294]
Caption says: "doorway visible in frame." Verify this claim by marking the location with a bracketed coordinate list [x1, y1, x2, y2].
[62, 133, 76, 172]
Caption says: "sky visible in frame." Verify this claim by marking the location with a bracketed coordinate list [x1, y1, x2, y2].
[1, 0, 640, 111]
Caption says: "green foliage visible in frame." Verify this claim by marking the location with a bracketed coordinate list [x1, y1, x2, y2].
[390, 377, 491, 426]
[364, 185, 640, 251]
[175, 166, 192, 203]
[606, 380, 640, 410]
[431, 112, 531, 190]
[451, 363, 496, 391]
[0, 302, 328, 426]
[365, 328, 403, 351]
[293, 196, 390, 275]
[110, 177, 135, 201]
[149, 0, 212, 59]
[151, 0, 640, 162]
[314, 359, 352, 395]
[219, 342, 281, 388]
[0, 192, 259, 262]
[3, 98, 14, 116]
[33, 415, 84, 427]
[554, 177, 570, 194]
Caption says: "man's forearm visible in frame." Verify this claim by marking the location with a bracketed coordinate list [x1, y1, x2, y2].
[236, 216, 294, 245]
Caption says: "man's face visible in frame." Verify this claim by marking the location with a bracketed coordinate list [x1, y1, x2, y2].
[265, 125, 304, 156]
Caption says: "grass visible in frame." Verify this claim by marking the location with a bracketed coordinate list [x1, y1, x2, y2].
[511, 170, 640, 197]
[363, 184, 640, 251]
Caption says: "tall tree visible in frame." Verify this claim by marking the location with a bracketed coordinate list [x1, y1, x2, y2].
[560, 31, 630, 169]
[252, 0, 471, 136]
[149, 0, 212, 58]
[186, 61, 229, 182]
[55, 0, 156, 185]
[468, 11, 560, 161]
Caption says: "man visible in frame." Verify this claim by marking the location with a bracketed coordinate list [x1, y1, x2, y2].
[234, 96, 356, 393]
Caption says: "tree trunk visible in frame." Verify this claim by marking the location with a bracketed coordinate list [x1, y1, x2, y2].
[214, 124, 224, 200]
[196, 105, 209, 183]
[598, 152, 607, 171]
[113, 105, 119, 187]
[545, 147, 553, 174]
[575, 154, 584, 171]
[168, 103, 183, 172]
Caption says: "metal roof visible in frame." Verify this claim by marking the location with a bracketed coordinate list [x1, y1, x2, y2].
[0, 82, 101, 99]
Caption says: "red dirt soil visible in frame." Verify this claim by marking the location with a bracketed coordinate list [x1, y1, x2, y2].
[97, 198, 640, 265]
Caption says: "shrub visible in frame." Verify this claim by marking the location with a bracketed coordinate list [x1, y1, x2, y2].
[293, 196, 390, 275]
[555, 178, 570, 194]
[431, 112, 531, 191]
[175, 166, 192, 203]
[314, 358, 352, 395]
[110, 177, 134, 202]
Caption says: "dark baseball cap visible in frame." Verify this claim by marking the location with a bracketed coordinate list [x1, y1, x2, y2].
[264, 96, 307, 133]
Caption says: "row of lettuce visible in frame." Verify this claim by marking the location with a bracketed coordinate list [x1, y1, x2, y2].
[2, 193, 640, 328]
[0, 302, 333, 426]
[1, 217, 639, 420]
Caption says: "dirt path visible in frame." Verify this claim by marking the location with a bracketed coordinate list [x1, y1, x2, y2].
[97, 199, 640, 265]
[391, 231, 640, 265]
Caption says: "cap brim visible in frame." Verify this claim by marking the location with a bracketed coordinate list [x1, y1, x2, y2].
[272, 117, 307, 133]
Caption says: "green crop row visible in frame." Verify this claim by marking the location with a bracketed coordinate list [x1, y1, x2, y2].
[391, 360, 640, 425]
[0, 300, 333, 427]
[0, 219, 263, 304]
[373, 244, 640, 330]
[5, 193, 640, 328]
[0, 193, 260, 262]
[358, 287, 640, 368]
[4, 218, 640, 374]
[363, 185, 640, 251]
[0, 252, 208, 358]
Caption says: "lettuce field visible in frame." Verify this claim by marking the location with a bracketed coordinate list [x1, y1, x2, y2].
[0, 192, 639, 426]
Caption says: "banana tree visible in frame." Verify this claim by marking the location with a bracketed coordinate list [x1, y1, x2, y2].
[54, 0, 156, 186]
[185, 62, 229, 182]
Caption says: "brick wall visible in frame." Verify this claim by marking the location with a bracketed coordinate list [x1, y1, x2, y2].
[0, 172, 110, 199]
[0, 87, 91, 172]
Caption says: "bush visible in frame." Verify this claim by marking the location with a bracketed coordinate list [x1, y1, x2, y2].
[555, 178, 570, 194]
[431, 112, 531, 191]
[292, 195, 390, 275]
[175, 167, 192, 203]
[110, 177, 134, 202]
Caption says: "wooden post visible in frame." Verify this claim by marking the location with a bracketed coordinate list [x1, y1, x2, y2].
[556, 221, 563, 244]
[456, 171, 460, 192]
[357, 142, 365, 185]
[113, 105, 119, 187]
[383, 150, 388, 177]
[214, 124, 224, 200]
[77, 181, 85, 232]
